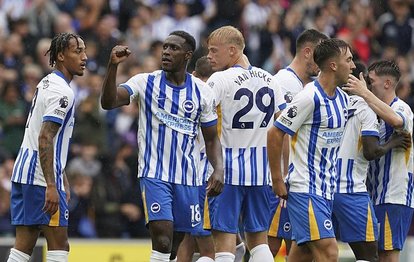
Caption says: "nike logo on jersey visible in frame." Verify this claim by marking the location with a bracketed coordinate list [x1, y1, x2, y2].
[191, 222, 201, 228]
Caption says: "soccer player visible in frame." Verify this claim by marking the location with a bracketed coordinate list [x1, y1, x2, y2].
[333, 61, 411, 262]
[268, 29, 328, 257]
[268, 38, 355, 262]
[344, 60, 414, 262]
[100, 31, 224, 262]
[206, 25, 286, 262]
[7, 33, 87, 262]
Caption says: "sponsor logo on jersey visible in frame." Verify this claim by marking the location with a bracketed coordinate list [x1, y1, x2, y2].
[287, 106, 297, 118]
[59, 96, 69, 108]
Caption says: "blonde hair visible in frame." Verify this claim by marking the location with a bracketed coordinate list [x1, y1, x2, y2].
[207, 26, 245, 50]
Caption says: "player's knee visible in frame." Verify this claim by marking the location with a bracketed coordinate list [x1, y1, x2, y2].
[153, 234, 173, 253]
[323, 243, 338, 261]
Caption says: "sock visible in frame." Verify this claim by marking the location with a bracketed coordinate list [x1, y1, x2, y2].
[150, 250, 171, 262]
[192, 252, 201, 262]
[215, 252, 235, 262]
[235, 242, 246, 262]
[7, 248, 30, 262]
[196, 257, 215, 262]
[248, 244, 273, 262]
[356, 261, 370, 262]
[46, 250, 69, 262]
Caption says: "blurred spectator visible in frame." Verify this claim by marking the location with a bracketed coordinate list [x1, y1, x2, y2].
[0, 82, 27, 157]
[67, 143, 102, 178]
[0, 156, 14, 236]
[124, 14, 152, 65]
[35, 37, 53, 74]
[24, 0, 60, 39]
[53, 12, 77, 34]
[0, 33, 25, 83]
[20, 63, 43, 104]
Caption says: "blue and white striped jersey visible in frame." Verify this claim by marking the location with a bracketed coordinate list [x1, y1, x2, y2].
[275, 67, 304, 103]
[11, 71, 75, 191]
[367, 97, 414, 207]
[275, 80, 349, 200]
[207, 65, 286, 186]
[336, 95, 380, 194]
[120, 70, 217, 186]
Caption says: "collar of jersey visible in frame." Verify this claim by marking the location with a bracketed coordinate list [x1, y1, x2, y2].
[53, 70, 71, 84]
[161, 71, 190, 89]
[390, 96, 398, 106]
[232, 64, 252, 70]
[286, 67, 304, 85]
[314, 80, 338, 100]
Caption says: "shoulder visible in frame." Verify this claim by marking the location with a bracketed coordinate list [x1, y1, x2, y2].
[42, 73, 74, 98]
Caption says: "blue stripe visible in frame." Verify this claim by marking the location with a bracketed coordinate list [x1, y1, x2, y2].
[201, 119, 217, 127]
[278, 103, 287, 111]
[185, 74, 194, 118]
[181, 135, 190, 185]
[250, 147, 257, 186]
[120, 84, 133, 96]
[346, 159, 354, 193]
[158, 73, 167, 109]
[155, 124, 166, 180]
[329, 148, 336, 197]
[171, 88, 180, 114]
[55, 106, 73, 190]
[308, 93, 321, 194]
[238, 148, 246, 186]
[361, 130, 379, 137]
[323, 97, 334, 128]
[142, 75, 155, 177]
[11, 148, 23, 181]
[286, 67, 303, 85]
[367, 163, 373, 195]
[188, 137, 197, 186]
[28, 150, 38, 185]
[194, 81, 202, 135]
[380, 123, 394, 204]
[337, 91, 348, 121]
[319, 147, 328, 198]
[332, 99, 341, 128]
[201, 153, 209, 182]
[263, 147, 268, 185]
[225, 148, 233, 184]
[373, 159, 380, 202]
[288, 163, 294, 174]
[168, 130, 178, 183]
[396, 111, 406, 128]
[406, 172, 413, 206]
[17, 149, 29, 183]
[336, 158, 342, 193]
[43, 116, 63, 125]
[275, 121, 295, 136]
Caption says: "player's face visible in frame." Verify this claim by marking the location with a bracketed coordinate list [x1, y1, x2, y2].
[367, 71, 385, 97]
[63, 37, 87, 77]
[336, 47, 355, 85]
[207, 38, 231, 72]
[161, 35, 190, 73]
[306, 49, 320, 78]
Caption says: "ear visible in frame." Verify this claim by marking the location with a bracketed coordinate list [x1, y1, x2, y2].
[303, 47, 312, 59]
[330, 61, 337, 72]
[185, 50, 193, 61]
[229, 46, 237, 57]
[57, 51, 64, 62]
[384, 78, 393, 89]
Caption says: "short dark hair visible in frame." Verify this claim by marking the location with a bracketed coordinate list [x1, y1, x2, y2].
[194, 56, 213, 79]
[169, 30, 196, 52]
[368, 60, 401, 82]
[314, 38, 351, 69]
[296, 29, 328, 50]
[352, 61, 367, 78]
[45, 33, 81, 67]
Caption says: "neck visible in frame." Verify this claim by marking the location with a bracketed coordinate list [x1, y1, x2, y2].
[289, 57, 312, 85]
[54, 66, 73, 82]
[382, 92, 397, 105]
[165, 69, 186, 86]
[231, 52, 249, 69]
[317, 72, 338, 97]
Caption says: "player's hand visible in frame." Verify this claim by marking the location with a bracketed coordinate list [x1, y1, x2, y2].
[391, 130, 412, 150]
[110, 45, 131, 65]
[43, 185, 59, 215]
[272, 179, 288, 200]
[206, 170, 224, 197]
[343, 73, 369, 97]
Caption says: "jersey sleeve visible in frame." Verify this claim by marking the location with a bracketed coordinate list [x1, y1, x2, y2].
[270, 77, 287, 113]
[358, 102, 380, 137]
[43, 88, 74, 125]
[394, 102, 412, 131]
[119, 73, 148, 101]
[274, 90, 314, 136]
[206, 72, 226, 105]
[199, 82, 218, 127]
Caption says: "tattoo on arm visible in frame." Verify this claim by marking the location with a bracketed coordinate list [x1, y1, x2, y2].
[39, 121, 61, 186]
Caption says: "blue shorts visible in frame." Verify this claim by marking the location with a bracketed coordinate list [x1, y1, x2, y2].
[332, 193, 378, 243]
[11, 182, 69, 227]
[140, 177, 201, 233]
[374, 204, 413, 251]
[268, 193, 292, 239]
[208, 184, 272, 234]
[288, 192, 335, 245]
[192, 182, 212, 237]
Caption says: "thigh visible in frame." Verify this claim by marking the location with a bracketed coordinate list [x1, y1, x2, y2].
[140, 178, 173, 224]
[40, 225, 69, 251]
[268, 194, 292, 240]
[243, 186, 272, 233]
[173, 183, 201, 233]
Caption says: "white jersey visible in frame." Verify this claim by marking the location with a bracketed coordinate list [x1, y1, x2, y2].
[275, 67, 304, 103]
[11, 71, 75, 191]
[207, 65, 286, 186]
[336, 96, 380, 194]
[275, 80, 349, 200]
[121, 70, 217, 186]
[367, 97, 414, 207]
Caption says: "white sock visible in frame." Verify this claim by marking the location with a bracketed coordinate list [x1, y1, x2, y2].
[192, 252, 201, 262]
[235, 242, 246, 262]
[356, 261, 370, 262]
[248, 244, 273, 262]
[150, 250, 171, 262]
[46, 250, 69, 262]
[7, 248, 30, 262]
[215, 252, 235, 262]
[196, 257, 215, 262]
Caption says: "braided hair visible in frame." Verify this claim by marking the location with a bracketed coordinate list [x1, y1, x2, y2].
[45, 32, 80, 68]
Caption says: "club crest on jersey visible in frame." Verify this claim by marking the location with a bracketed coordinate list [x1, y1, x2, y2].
[64, 209, 69, 220]
[42, 78, 49, 89]
[324, 219, 332, 230]
[287, 106, 297, 118]
[151, 202, 161, 213]
[283, 222, 291, 232]
[59, 96, 69, 108]
[182, 100, 195, 113]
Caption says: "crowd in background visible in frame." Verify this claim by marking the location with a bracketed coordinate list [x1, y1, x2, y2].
[1, 0, 414, 239]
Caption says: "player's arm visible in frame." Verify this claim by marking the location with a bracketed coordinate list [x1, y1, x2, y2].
[101, 45, 132, 110]
[39, 121, 61, 215]
[201, 125, 224, 197]
[267, 125, 287, 199]
[362, 133, 411, 161]
[344, 74, 403, 128]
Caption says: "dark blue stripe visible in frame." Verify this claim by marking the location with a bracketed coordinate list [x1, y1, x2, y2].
[308, 93, 321, 194]
[158, 73, 167, 109]
[155, 124, 166, 180]
[380, 123, 393, 203]
[181, 135, 190, 185]
[201, 153, 209, 182]
[43, 116, 63, 125]
[275, 121, 295, 136]
[188, 137, 197, 186]
[225, 148, 233, 184]
[361, 130, 379, 137]
[56, 105, 73, 190]
[171, 88, 180, 114]
[238, 148, 246, 185]
[406, 172, 413, 206]
[278, 103, 287, 110]
[185, 74, 194, 118]
[193, 81, 202, 136]
[332, 99, 341, 128]
[120, 84, 133, 96]
[201, 119, 217, 127]
[336, 158, 342, 193]
[337, 91, 348, 122]
[168, 130, 178, 183]
[250, 147, 257, 186]
[143, 75, 155, 177]
[17, 149, 29, 183]
[319, 147, 328, 198]
[346, 159, 354, 193]
[263, 147, 268, 185]
[327, 148, 335, 196]
[323, 97, 334, 128]
[28, 150, 38, 185]
[11, 148, 23, 181]
[373, 159, 380, 202]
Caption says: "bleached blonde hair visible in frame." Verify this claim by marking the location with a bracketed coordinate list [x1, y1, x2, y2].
[207, 26, 245, 51]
